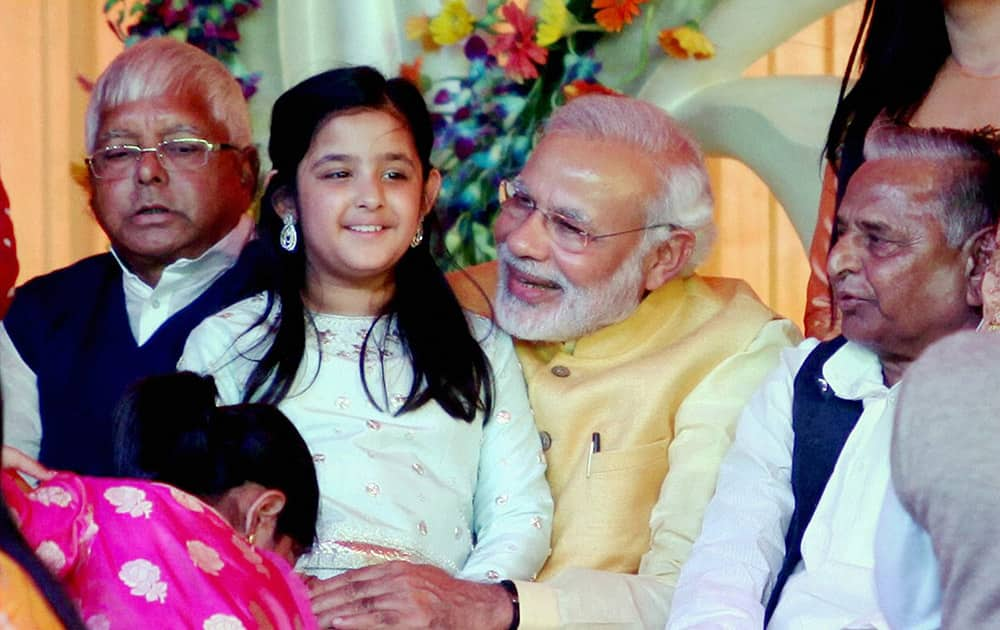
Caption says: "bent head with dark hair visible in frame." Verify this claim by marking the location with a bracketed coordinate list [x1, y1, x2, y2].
[113, 371, 319, 556]
[245, 65, 493, 422]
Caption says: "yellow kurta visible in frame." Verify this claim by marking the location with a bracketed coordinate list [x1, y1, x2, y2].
[0, 550, 65, 629]
[449, 264, 801, 627]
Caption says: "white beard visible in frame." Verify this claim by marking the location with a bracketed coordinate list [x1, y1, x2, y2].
[494, 243, 647, 342]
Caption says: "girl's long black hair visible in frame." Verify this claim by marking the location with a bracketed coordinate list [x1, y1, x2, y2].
[244, 66, 493, 423]
[824, 0, 950, 201]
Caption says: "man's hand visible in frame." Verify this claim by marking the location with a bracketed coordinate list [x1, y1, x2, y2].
[1, 445, 53, 481]
[307, 561, 514, 629]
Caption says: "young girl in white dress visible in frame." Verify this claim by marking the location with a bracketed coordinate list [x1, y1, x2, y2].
[178, 67, 552, 587]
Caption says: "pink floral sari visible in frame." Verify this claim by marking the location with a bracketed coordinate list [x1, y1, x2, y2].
[3, 472, 317, 630]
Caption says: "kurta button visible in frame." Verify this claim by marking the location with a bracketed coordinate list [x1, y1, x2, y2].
[539, 431, 552, 451]
[551, 365, 570, 377]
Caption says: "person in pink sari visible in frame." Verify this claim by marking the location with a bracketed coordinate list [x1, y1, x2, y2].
[0, 173, 16, 318]
[2, 372, 320, 629]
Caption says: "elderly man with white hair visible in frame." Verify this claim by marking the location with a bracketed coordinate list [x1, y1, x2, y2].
[1, 38, 262, 476]
[668, 123, 1000, 629]
[306, 95, 800, 630]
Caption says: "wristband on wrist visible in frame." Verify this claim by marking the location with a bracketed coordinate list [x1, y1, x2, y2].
[498, 579, 520, 630]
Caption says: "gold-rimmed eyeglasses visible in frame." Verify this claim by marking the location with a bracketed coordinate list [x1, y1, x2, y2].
[86, 138, 240, 179]
[498, 178, 676, 253]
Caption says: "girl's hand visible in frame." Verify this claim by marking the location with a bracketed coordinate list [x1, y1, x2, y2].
[1, 445, 54, 481]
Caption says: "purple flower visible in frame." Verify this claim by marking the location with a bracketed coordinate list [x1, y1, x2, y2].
[464, 35, 488, 61]
[434, 89, 453, 105]
[455, 137, 477, 160]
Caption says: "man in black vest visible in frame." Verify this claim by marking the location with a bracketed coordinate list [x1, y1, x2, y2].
[668, 123, 1000, 628]
[0, 38, 262, 475]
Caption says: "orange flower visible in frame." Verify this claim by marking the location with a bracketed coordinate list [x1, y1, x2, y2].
[405, 15, 440, 52]
[658, 23, 716, 60]
[490, 2, 548, 83]
[562, 80, 622, 101]
[592, 0, 648, 33]
[399, 57, 424, 89]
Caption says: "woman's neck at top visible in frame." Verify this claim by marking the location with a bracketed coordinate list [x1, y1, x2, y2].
[945, 0, 1000, 76]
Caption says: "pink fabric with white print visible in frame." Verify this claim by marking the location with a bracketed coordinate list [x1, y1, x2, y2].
[2, 471, 317, 630]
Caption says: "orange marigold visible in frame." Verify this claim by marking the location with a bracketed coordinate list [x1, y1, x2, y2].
[399, 57, 424, 88]
[404, 15, 440, 52]
[592, 0, 649, 33]
[562, 80, 622, 101]
[658, 24, 716, 60]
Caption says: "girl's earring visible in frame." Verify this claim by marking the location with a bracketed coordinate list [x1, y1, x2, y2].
[279, 214, 297, 252]
[410, 226, 424, 249]
[247, 531, 256, 546]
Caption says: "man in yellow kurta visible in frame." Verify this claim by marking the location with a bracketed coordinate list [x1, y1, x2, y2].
[305, 95, 800, 629]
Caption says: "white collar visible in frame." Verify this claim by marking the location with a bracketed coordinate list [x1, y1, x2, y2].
[822, 339, 892, 401]
[110, 213, 254, 289]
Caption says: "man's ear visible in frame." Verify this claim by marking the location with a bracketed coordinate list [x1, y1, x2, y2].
[964, 226, 995, 307]
[642, 228, 696, 292]
[239, 146, 261, 195]
[422, 168, 442, 218]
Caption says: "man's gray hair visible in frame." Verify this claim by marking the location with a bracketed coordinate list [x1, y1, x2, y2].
[542, 95, 715, 274]
[864, 121, 1000, 246]
[85, 38, 252, 152]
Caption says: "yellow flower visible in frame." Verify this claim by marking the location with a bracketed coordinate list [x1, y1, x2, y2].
[536, 0, 570, 47]
[429, 0, 476, 46]
[658, 23, 715, 60]
[405, 15, 440, 52]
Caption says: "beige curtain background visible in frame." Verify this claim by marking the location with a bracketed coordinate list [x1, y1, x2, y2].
[0, 1, 863, 328]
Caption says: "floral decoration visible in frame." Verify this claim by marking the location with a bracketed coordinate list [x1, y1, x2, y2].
[659, 22, 716, 59]
[404, 0, 718, 268]
[102, 0, 261, 99]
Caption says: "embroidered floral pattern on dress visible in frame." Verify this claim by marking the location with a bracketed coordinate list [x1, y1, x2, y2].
[104, 486, 153, 518]
[118, 558, 168, 603]
[203, 613, 247, 630]
[230, 534, 270, 578]
[496, 409, 512, 424]
[30, 485, 73, 507]
[188, 540, 225, 575]
[86, 615, 111, 630]
[35, 540, 66, 572]
[309, 313, 402, 366]
[169, 486, 205, 512]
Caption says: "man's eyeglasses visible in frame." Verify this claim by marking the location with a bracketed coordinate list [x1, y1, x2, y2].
[86, 138, 240, 179]
[498, 178, 676, 253]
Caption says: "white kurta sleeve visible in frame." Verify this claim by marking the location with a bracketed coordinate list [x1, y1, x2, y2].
[667, 340, 817, 629]
[457, 329, 554, 582]
[178, 295, 272, 405]
[873, 482, 941, 630]
[1, 323, 42, 459]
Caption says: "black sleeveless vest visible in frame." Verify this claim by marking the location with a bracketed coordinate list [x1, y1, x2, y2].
[4, 242, 264, 476]
[763, 336, 865, 623]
